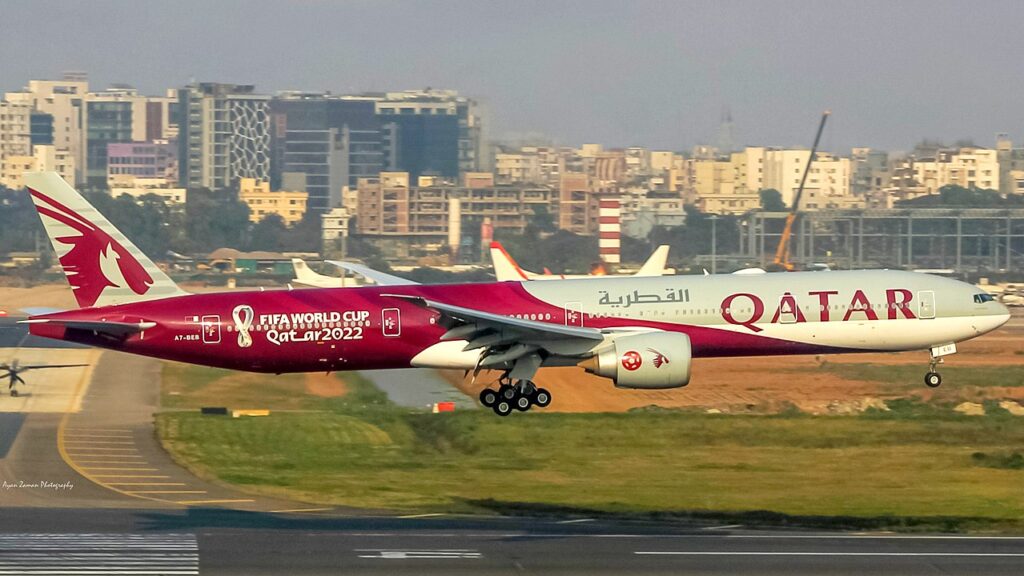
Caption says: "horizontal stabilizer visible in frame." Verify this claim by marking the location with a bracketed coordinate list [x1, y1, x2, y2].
[21, 318, 156, 338]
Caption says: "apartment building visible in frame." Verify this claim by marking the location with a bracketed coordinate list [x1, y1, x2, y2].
[356, 171, 556, 256]
[238, 177, 308, 225]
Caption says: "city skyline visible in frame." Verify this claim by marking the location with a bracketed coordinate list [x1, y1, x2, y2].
[2, 1, 1022, 153]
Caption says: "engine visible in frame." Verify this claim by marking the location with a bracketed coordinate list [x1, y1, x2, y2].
[579, 332, 692, 389]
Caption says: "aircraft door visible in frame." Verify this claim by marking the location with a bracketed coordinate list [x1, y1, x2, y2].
[918, 290, 936, 319]
[565, 302, 583, 327]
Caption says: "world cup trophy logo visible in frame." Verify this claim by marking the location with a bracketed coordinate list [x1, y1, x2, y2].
[232, 305, 254, 348]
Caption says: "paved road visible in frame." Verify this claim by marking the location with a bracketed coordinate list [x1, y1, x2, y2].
[0, 317, 84, 349]
[0, 507, 1022, 575]
[362, 368, 478, 410]
[3, 320, 1024, 574]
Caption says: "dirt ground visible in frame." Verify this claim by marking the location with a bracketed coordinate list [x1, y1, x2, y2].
[304, 372, 347, 398]
[451, 311, 1024, 415]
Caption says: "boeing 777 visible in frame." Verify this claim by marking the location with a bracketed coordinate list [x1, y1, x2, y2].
[19, 173, 1010, 416]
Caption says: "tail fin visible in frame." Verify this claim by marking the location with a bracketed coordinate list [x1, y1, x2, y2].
[489, 241, 532, 281]
[634, 245, 670, 277]
[292, 258, 342, 288]
[25, 172, 187, 308]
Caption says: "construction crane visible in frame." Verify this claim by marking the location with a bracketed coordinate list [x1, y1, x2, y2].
[773, 110, 831, 271]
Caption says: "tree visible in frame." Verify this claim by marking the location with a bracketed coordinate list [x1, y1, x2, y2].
[759, 188, 786, 212]
[280, 209, 322, 252]
[184, 187, 251, 252]
[249, 214, 287, 251]
[897, 185, 1022, 208]
[0, 186, 43, 253]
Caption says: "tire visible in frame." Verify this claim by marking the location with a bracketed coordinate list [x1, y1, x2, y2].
[9, 389, 17, 398]
[479, 388, 497, 407]
[534, 388, 551, 408]
[493, 400, 513, 417]
[924, 372, 942, 388]
[514, 393, 532, 411]
[499, 384, 516, 401]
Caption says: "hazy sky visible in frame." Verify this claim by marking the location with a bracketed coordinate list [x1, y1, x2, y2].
[2, 0, 1022, 153]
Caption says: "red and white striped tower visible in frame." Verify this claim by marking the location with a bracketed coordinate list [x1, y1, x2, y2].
[598, 197, 621, 265]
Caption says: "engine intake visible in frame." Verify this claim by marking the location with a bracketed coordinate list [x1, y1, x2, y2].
[579, 332, 691, 389]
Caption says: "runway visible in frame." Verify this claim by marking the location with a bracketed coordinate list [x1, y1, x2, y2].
[1, 322, 1023, 574]
[0, 507, 1022, 575]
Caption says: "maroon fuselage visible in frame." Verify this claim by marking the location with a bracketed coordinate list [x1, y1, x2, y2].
[28, 281, 843, 373]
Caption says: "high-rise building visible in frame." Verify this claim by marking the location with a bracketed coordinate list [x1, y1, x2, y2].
[1, 145, 75, 189]
[270, 93, 384, 211]
[79, 87, 179, 188]
[177, 83, 270, 191]
[5, 75, 89, 182]
[909, 148, 1000, 195]
[107, 141, 178, 186]
[237, 178, 308, 225]
[0, 101, 31, 175]
[29, 112, 53, 146]
[851, 147, 889, 197]
[371, 90, 486, 180]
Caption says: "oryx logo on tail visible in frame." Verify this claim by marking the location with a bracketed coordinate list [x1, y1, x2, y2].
[28, 187, 153, 308]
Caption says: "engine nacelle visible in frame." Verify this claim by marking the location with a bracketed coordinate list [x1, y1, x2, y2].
[579, 332, 692, 389]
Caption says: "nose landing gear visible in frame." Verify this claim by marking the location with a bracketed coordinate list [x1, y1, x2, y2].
[923, 343, 956, 388]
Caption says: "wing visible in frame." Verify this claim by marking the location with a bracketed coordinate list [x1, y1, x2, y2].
[382, 294, 604, 371]
[325, 261, 418, 286]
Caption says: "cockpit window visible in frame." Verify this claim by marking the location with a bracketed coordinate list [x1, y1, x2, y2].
[974, 293, 995, 304]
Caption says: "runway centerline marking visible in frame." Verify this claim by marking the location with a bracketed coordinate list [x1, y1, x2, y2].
[356, 549, 482, 559]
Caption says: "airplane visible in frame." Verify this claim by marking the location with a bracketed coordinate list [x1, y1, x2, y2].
[19, 172, 1011, 416]
[490, 241, 671, 281]
[291, 258, 361, 288]
[2, 359, 89, 397]
[293, 258, 417, 288]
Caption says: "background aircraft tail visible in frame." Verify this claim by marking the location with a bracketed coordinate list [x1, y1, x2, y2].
[291, 258, 336, 287]
[24, 172, 187, 308]
[489, 241, 532, 281]
[635, 245, 670, 277]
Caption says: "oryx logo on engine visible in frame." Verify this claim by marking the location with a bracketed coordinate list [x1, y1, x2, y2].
[648, 348, 669, 368]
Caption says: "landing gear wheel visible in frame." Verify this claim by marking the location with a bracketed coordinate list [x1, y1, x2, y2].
[533, 388, 551, 408]
[9, 389, 17, 398]
[479, 388, 498, 407]
[514, 393, 532, 412]
[499, 384, 516, 401]
[924, 372, 942, 388]
[493, 399, 513, 417]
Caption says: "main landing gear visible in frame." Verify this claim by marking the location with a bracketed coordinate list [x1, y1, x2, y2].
[478, 375, 551, 416]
